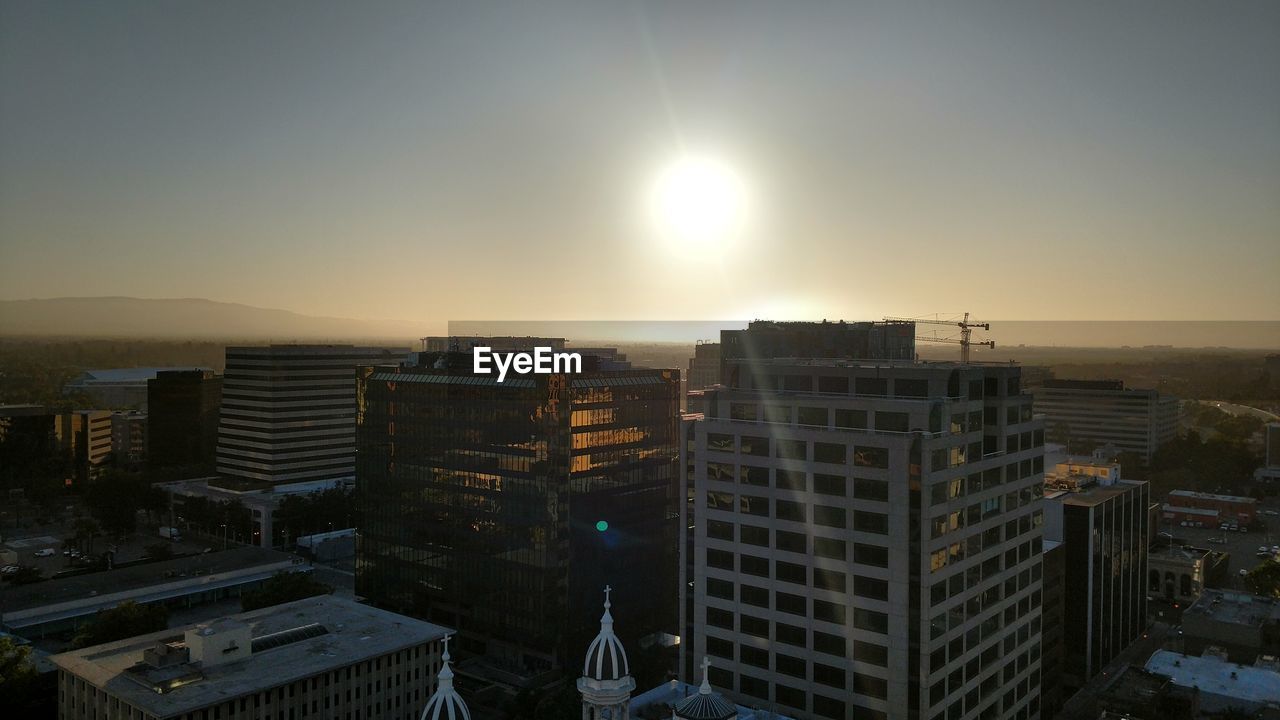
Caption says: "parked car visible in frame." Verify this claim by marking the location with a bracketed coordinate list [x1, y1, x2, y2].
[1, 565, 19, 575]
[1241, 527, 1249, 534]
[1220, 523, 1231, 530]
[34, 548, 56, 557]
[1241, 569, 1250, 576]
[1208, 537, 1227, 544]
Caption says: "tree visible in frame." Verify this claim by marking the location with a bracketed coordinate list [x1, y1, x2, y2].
[71, 601, 168, 649]
[1245, 560, 1280, 599]
[240, 572, 332, 611]
[0, 636, 37, 707]
[72, 516, 100, 556]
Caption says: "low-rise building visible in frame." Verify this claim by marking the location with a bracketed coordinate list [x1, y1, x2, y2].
[1148, 545, 1214, 604]
[1181, 589, 1280, 663]
[1094, 665, 1198, 720]
[1145, 649, 1280, 714]
[51, 595, 451, 720]
[1165, 490, 1258, 527]
[65, 367, 210, 410]
[111, 411, 147, 467]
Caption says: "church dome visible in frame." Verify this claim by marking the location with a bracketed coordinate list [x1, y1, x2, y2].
[421, 635, 470, 720]
[674, 658, 737, 720]
[583, 586, 631, 681]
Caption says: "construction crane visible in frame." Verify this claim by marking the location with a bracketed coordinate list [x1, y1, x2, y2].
[883, 313, 995, 363]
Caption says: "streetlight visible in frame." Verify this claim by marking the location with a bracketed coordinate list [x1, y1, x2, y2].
[220, 523, 228, 550]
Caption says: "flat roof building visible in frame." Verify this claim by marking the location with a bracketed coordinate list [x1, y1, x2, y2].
[1182, 589, 1280, 663]
[1145, 649, 1280, 714]
[51, 595, 452, 720]
[1031, 379, 1180, 463]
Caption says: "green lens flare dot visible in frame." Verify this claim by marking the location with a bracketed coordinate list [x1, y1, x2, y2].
[596, 520, 609, 532]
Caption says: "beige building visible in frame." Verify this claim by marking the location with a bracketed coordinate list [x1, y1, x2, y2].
[51, 595, 452, 720]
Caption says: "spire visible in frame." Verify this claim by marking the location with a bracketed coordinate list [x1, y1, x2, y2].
[600, 585, 614, 628]
[437, 634, 455, 687]
[699, 656, 712, 695]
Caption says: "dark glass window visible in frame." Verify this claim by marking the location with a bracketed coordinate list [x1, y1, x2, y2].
[740, 554, 769, 578]
[776, 622, 806, 646]
[739, 465, 770, 487]
[775, 530, 807, 554]
[895, 379, 929, 398]
[813, 599, 847, 625]
[855, 378, 888, 397]
[814, 442, 847, 464]
[776, 561, 807, 585]
[853, 641, 889, 666]
[814, 568, 846, 592]
[834, 408, 868, 429]
[740, 645, 769, 669]
[853, 543, 889, 568]
[706, 578, 733, 600]
[813, 696, 847, 720]
[706, 636, 733, 659]
[814, 473, 846, 496]
[706, 607, 733, 629]
[739, 435, 769, 456]
[813, 631, 846, 657]
[707, 519, 733, 541]
[740, 584, 769, 608]
[814, 537, 846, 561]
[814, 663, 846, 690]
[853, 608, 889, 634]
[798, 407, 828, 427]
[853, 477, 889, 502]
[813, 505, 847, 528]
[707, 462, 735, 482]
[853, 575, 889, 601]
[740, 524, 769, 547]
[776, 592, 806, 616]
[776, 469, 807, 491]
[775, 439, 807, 459]
[776, 500, 806, 522]
[818, 376, 849, 394]
[854, 446, 889, 468]
[875, 411, 910, 432]
[730, 403, 756, 421]
[776, 654, 807, 679]
[707, 433, 734, 452]
[706, 548, 734, 570]
[740, 615, 769, 639]
[854, 510, 889, 535]
[740, 495, 769, 516]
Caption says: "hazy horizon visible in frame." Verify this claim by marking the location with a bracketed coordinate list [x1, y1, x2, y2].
[2, 2, 1278, 322]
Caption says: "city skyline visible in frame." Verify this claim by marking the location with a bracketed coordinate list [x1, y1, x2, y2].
[2, 1, 1278, 323]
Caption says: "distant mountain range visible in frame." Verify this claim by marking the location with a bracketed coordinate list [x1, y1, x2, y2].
[0, 297, 1276, 348]
[0, 297, 430, 340]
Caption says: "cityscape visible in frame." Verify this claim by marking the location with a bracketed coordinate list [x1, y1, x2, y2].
[2, 3, 1280, 720]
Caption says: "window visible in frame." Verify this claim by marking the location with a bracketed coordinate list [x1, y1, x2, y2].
[814, 599, 847, 625]
[776, 469, 807, 491]
[740, 585, 769, 608]
[834, 408, 868, 429]
[814, 536, 846, 561]
[854, 477, 889, 502]
[798, 407, 828, 427]
[776, 500, 806, 522]
[814, 568, 847, 592]
[855, 510, 889, 535]
[707, 433, 734, 452]
[854, 575, 889, 601]
[740, 495, 769, 516]
[738, 464, 770, 486]
[776, 438, 807, 459]
[776, 622, 806, 646]
[707, 549, 734, 570]
[707, 462, 735, 483]
[730, 403, 757, 421]
[814, 663, 846, 689]
[706, 607, 733, 629]
[853, 641, 889, 666]
[739, 675, 769, 700]
[855, 377, 888, 396]
[706, 578, 733, 599]
[740, 615, 770, 639]
[776, 592, 806, 616]
[707, 491, 734, 511]
[775, 530, 807, 554]
[896, 378, 929, 398]
[813, 631, 846, 657]
[776, 654, 807, 679]
[707, 519, 733, 541]
[740, 645, 769, 669]
[783, 374, 812, 392]
[818, 376, 849, 394]
[776, 561, 808, 585]
[764, 405, 791, 424]
[854, 608, 889, 634]
[740, 555, 769, 578]
[814, 696, 847, 720]
[740, 525, 769, 547]
[814, 505, 847, 528]
[854, 672, 888, 699]
[854, 446, 889, 469]
[814, 473, 846, 496]
[875, 411, 910, 432]
[853, 543, 889, 568]
[739, 435, 769, 456]
[814, 442, 847, 464]
[707, 636, 734, 659]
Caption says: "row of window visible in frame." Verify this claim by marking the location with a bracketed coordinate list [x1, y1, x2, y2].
[706, 492, 890, 532]
[704, 611, 888, 664]
[706, 550, 889, 597]
[704, 579, 892, 632]
[705, 520, 890, 566]
[707, 463, 891, 500]
[700, 663, 887, 720]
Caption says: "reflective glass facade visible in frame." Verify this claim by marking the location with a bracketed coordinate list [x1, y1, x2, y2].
[356, 359, 680, 678]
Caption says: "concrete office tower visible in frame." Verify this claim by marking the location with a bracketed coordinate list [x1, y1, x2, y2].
[57, 409, 113, 486]
[216, 345, 407, 486]
[110, 411, 147, 467]
[686, 358, 1046, 720]
[356, 350, 681, 685]
[1031, 379, 1180, 462]
[688, 341, 722, 391]
[1043, 469, 1149, 694]
[148, 369, 222, 470]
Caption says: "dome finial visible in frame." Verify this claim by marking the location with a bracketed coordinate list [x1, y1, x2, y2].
[600, 585, 614, 627]
[421, 633, 470, 720]
[699, 656, 712, 695]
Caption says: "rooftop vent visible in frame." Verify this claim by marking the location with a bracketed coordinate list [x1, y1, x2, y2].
[251, 623, 329, 653]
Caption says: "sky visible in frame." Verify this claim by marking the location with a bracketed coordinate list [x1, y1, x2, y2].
[1, 1, 1277, 323]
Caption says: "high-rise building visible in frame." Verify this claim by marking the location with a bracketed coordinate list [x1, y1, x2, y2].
[1031, 379, 1180, 462]
[685, 357, 1046, 720]
[57, 410, 113, 485]
[1043, 470, 1149, 693]
[356, 349, 681, 683]
[1257, 423, 1280, 484]
[1039, 541, 1065, 719]
[110, 411, 147, 467]
[0, 404, 58, 479]
[148, 369, 222, 471]
[216, 345, 406, 486]
[51, 595, 452, 720]
[687, 341, 722, 392]
[718, 320, 916, 380]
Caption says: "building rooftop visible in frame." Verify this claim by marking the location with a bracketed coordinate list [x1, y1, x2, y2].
[1050, 479, 1144, 507]
[1169, 490, 1257, 505]
[1185, 589, 1280, 628]
[51, 596, 451, 720]
[1145, 649, 1280, 707]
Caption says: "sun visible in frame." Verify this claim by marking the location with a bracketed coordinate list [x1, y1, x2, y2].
[649, 155, 746, 251]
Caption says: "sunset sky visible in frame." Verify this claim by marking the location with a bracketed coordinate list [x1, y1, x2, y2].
[1, 1, 1277, 322]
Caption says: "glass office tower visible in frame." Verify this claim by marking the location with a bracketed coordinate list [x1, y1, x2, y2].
[356, 352, 681, 681]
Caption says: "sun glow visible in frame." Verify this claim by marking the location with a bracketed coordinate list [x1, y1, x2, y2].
[649, 155, 746, 253]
